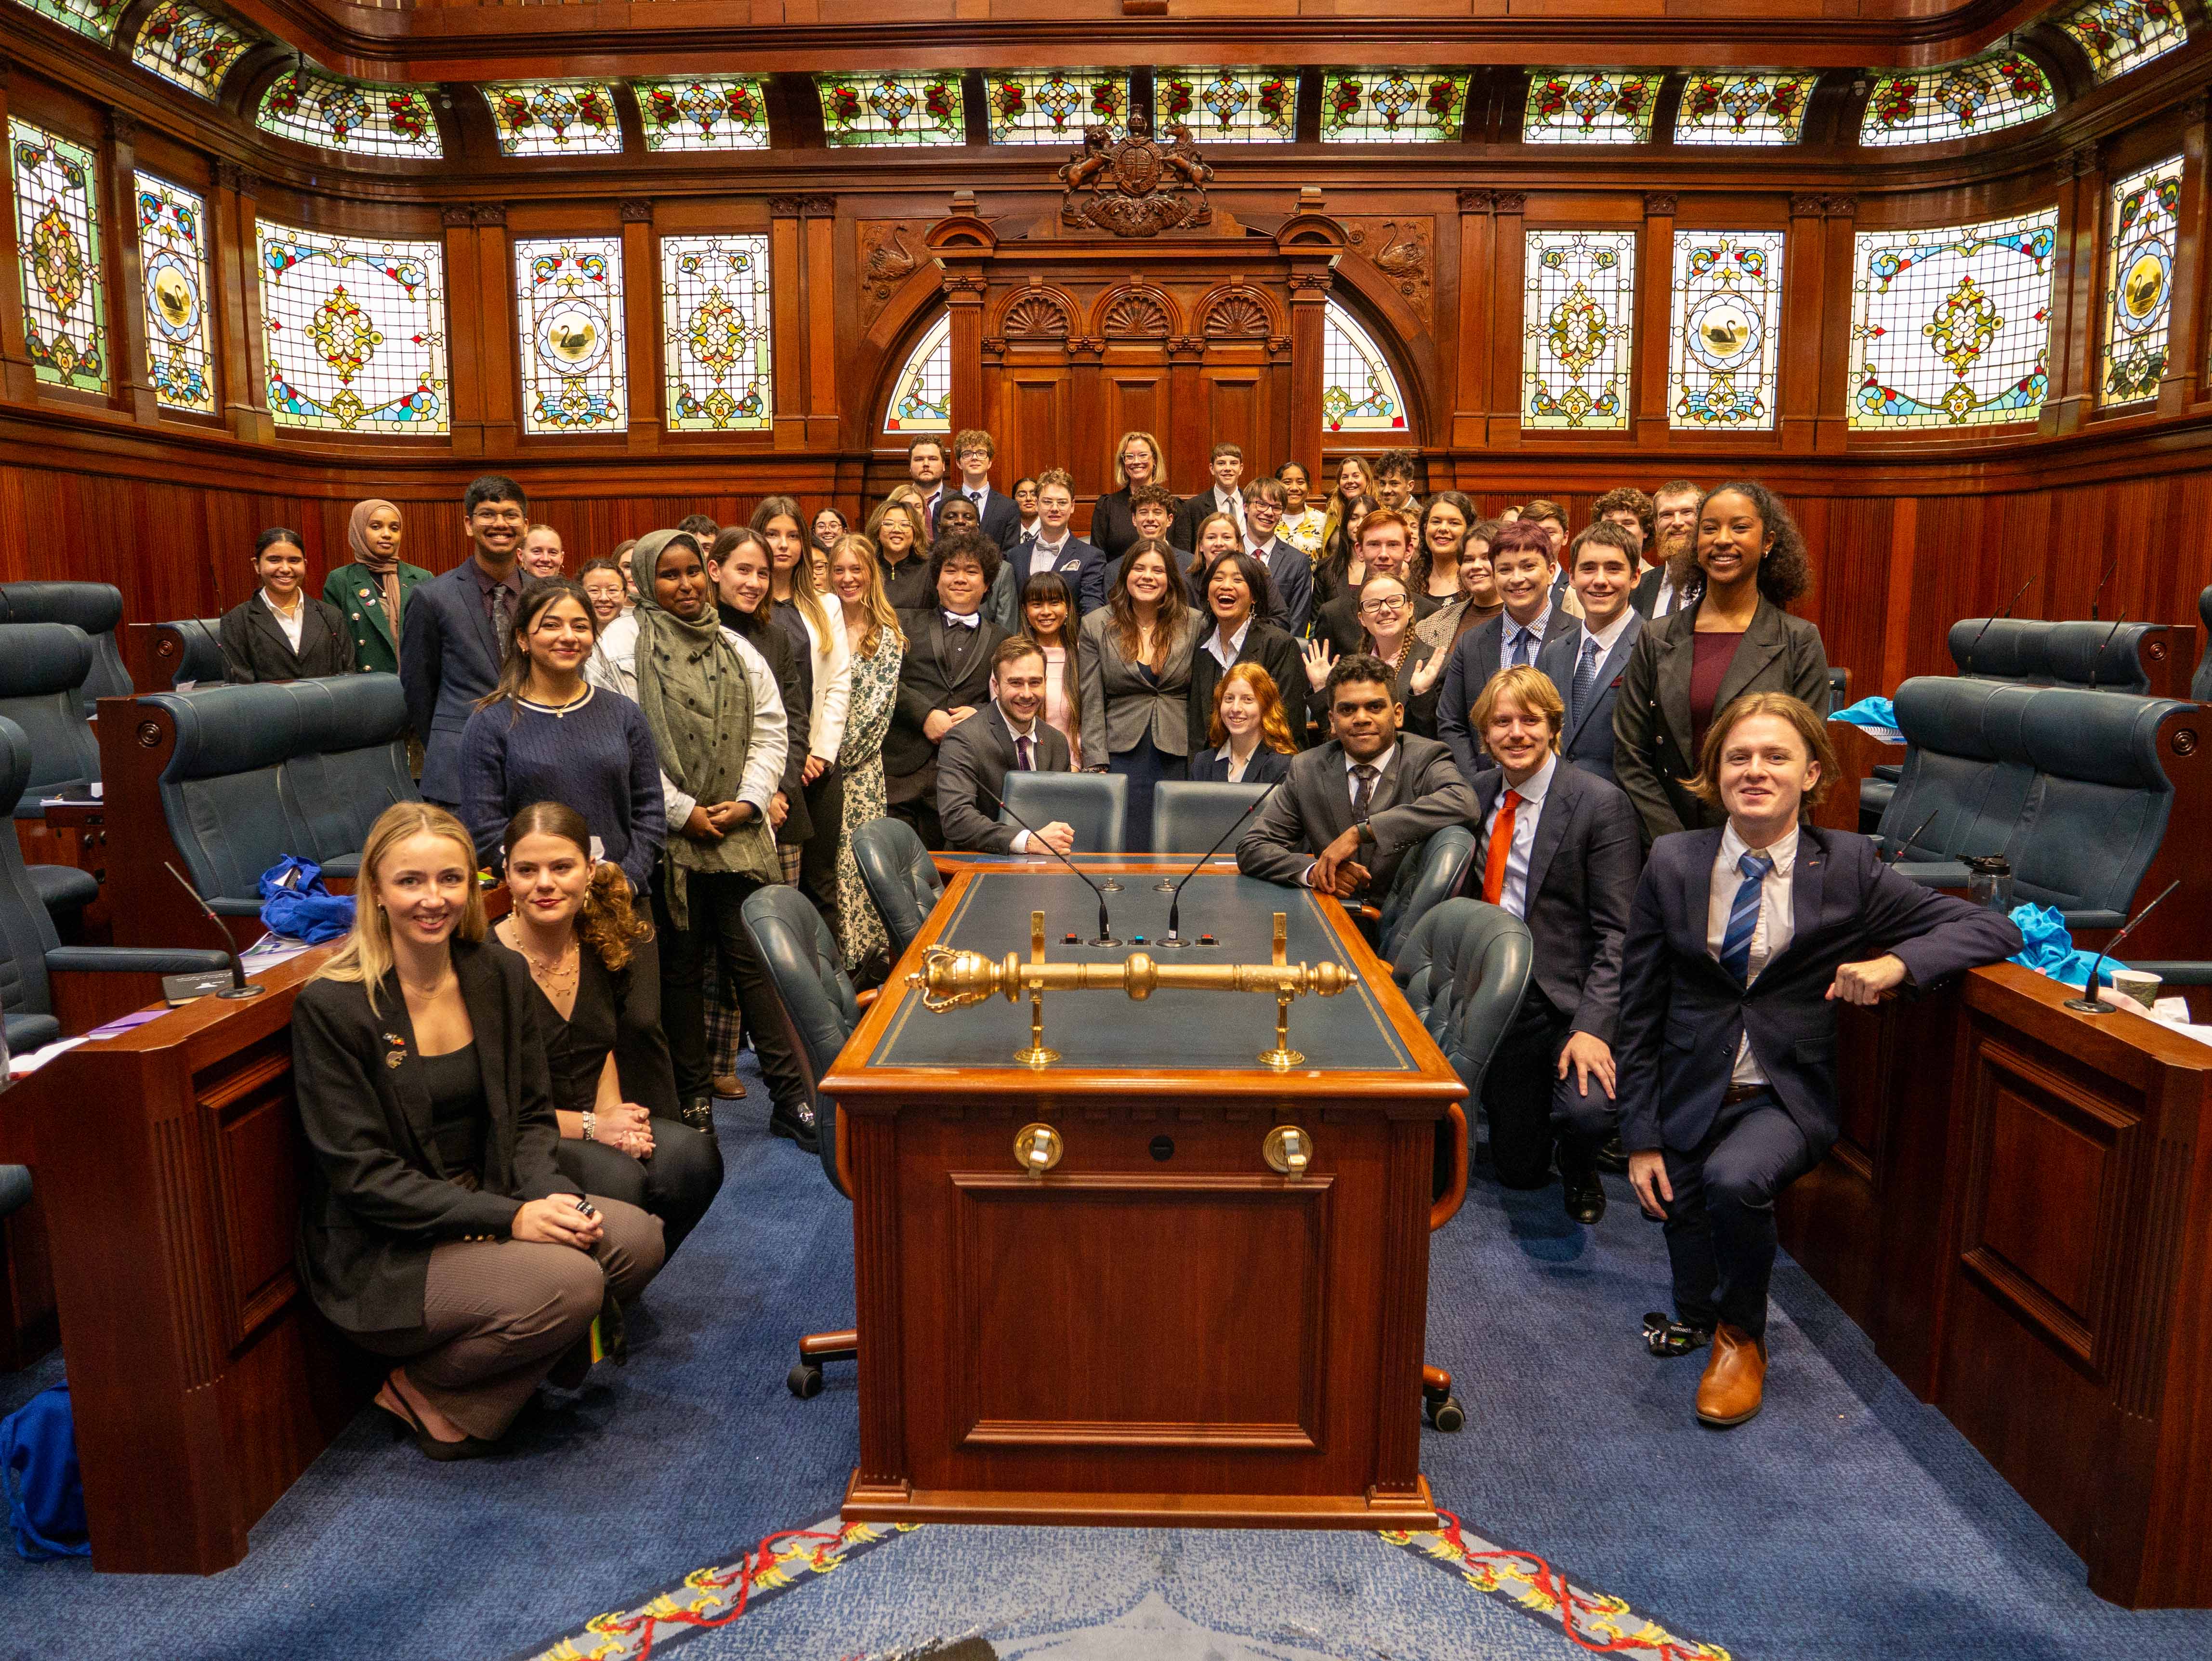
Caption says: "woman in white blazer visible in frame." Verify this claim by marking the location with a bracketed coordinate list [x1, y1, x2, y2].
[754, 496, 853, 924]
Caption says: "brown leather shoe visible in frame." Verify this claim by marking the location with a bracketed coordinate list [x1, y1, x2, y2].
[1694, 1323, 1768, 1427]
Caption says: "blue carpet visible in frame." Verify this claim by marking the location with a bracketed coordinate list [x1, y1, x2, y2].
[3, 1061, 2210, 1661]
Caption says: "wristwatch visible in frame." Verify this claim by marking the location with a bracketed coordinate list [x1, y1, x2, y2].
[1356, 818, 1376, 845]
[581, 1108, 597, 1144]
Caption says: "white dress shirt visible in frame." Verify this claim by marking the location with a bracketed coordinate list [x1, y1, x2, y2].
[588, 612, 789, 829]
[1027, 532, 1071, 579]
[1479, 753, 1555, 921]
[999, 700, 1046, 855]
[1216, 741, 1257, 783]
[262, 589, 305, 653]
[1020, 516, 1040, 542]
[1203, 615, 1252, 672]
[1302, 744, 1397, 887]
[1501, 603, 1552, 670]
[1648, 566, 1679, 618]
[1706, 821, 1799, 1086]
[1211, 487, 1247, 538]
[1581, 607, 1634, 658]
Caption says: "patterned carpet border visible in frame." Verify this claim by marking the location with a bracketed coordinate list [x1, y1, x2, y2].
[508, 1506, 1733, 1661]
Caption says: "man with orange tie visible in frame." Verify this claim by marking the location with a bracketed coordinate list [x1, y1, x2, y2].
[1458, 667, 1642, 1222]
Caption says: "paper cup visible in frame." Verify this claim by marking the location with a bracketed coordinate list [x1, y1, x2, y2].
[2108, 969, 2162, 1010]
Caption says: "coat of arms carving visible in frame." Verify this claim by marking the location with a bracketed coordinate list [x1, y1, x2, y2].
[1057, 116, 1214, 237]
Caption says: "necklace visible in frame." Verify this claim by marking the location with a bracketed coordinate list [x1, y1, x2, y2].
[523, 678, 592, 716]
[504, 922, 579, 989]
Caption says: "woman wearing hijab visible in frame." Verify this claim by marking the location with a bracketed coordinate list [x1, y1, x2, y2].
[325, 499, 432, 675]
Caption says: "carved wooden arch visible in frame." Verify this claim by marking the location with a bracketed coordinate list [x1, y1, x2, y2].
[1089, 282, 1181, 341]
[991, 283, 1079, 343]
[1323, 262, 1432, 442]
[863, 291, 951, 449]
[1194, 282, 1285, 343]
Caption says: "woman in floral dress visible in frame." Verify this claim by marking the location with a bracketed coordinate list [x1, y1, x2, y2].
[828, 534, 906, 977]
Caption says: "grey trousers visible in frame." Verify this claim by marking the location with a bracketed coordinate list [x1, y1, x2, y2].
[358, 1196, 663, 1439]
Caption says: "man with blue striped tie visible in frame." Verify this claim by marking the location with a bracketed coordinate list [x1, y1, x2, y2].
[1613, 692, 2020, 1429]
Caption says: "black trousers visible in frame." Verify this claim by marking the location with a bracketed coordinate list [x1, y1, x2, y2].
[888, 778, 944, 852]
[797, 767, 845, 929]
[652, 869, 809, 1116]
[553, 1121, 724, 1256]
[1659, 1090, 1820, 1338]
[1480, 989, 1615, 1189]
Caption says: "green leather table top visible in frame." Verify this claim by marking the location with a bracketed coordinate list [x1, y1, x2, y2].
[865, 870, 1422, 1075]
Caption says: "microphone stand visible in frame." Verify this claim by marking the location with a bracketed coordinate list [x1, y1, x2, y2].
[2086, 609, 2129, 697]
[164, 863, 266, 999]
[979, 782, 1121, 946]
[1158, 778, 1286, 947]
[2063, 879, 2179, 1015]
[2088, 555, 2120, 622]
[1886, 808, 1940, 865]
[1959, 573, 2037, 678]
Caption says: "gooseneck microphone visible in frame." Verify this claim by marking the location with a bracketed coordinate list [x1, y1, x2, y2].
[1160, 778, 1285, 947]
[977, 781, 1120, 947]
[1959, 574, 2037, 678]
[2088, 555, 2120, 622]
[2063, 878, 2179, 1015]
[1885, 808, 1941, 865]
[164, 863, 266, 999]
[2086, 610, 2127, 697]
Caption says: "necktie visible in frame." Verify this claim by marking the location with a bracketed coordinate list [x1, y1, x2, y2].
[1719, 850, 1776, 982]
[1481, 790, 1522, 906]
[1508, 625, 1534, 669]
[1349, 763, 1378, 822]
[1571, 635, 1604, 727]
[489, 583, 514, 665]
[1015, 734, 1034, 771]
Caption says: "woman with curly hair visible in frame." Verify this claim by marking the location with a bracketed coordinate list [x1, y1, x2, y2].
[489, 802, 723, 1255]
[1612, 481, 1829, 846]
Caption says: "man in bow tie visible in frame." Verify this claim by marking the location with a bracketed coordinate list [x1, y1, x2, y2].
[884, 530, 1011, 849]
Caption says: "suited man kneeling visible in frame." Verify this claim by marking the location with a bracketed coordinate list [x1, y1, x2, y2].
[1237, 653, 1475, 901]
[937, 636, 1077, 855]
[1458, 667, 1640, 1224]
[1614, 692, 2021, 1429]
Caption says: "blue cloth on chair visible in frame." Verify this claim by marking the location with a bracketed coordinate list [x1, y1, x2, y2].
[2007, 902, 2125, 988]
[1, 1381, 89, 1560]
[1830, 695, 1897, 729]
[259, 856, 356, 945]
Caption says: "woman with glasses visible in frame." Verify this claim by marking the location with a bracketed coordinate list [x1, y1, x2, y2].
[1300, 572, 1447, 739]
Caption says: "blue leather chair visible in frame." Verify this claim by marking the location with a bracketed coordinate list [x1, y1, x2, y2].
[2194, 586, 2212, 702]
[0, 715, 230, 1056]
[1949, 616, 2168, 695]
[1150, 780, 1276, 854]
[152, 619, 227, 689]
[1001, 771, 1129, 856]
[1364, 824, 1478, 966]
[2006, 688, 2181, 930]
[0, 582, 132, 714]
[145, 675, 415, 916]
[850, 817, 942, 966]
[0, 623, 101, 820]
[1876, 677, 2040, 883]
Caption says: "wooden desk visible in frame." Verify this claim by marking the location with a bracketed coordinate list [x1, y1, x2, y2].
[823, 863, 1464, 1532]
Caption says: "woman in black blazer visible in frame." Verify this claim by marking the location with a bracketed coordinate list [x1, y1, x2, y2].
[1087, 430, 1169, 562]
[487, 803, 723, 1254]
[1188, 552, 1304, 756]
[218, 527, 356, 683]
[1612, 481, 1831, 847]
[1187, 661, 1298, 784]
[292, 803, 664, 1459]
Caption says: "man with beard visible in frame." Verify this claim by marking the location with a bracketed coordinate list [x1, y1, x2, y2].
[1633, 480, 1702, 620]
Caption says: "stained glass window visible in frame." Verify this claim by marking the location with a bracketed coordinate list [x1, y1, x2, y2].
[2056, 0, 2187, 80]
[257, 220, 448, 434]
[1523, 71, 1665, 144]
[1318, 70, 1471, 144]
[131, 2, 253, 101]
[481, 82, 622, 157]
[660, 234, 772, 432]
[1153, 69, 1298, 143]
[514, 237, 626, 435]
[1848, 209, 2058, 429]
[6, 0, 126, 45]
[986, 70, 1129, 146]
[135, 172, 215, 414]
[816, 73, 965, 148]
[1322, 301, 1409, 433]
[1673, 72, 1817, 145]
[634, 77, 770, 152]
[1859, 51, 2055, 146]
[256, 68, 444, 159]
[883, 314, 950, 434]
[1668, 231, 1785, 431]
[2100, 157, 2182, 407]
[8, 119, 107, 394]
[1522, 230, 1637, 431]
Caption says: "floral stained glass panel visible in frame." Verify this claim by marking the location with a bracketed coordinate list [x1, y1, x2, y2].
[634, 77, 770, 152]
[1322, 301, 1409, 433]
[482, 84, 622, 157]
[257, 220, 448, 434]
[816, 73, 965, 148]
[1848, 209, 2058, 429]
[2056, 0, 2187, 80]
[1523, 230, 1636, 431]
[2100, 157, 2182, 406]
[256, 69, 443, 159]
[987, 70, 1129, 146]
[136, 172, 215, 414]
[515, 237, 626, 436]
[1859, 51, 2055, 146]
[1153, 69, 1298, 142]
[1669, 231, 1785, 431]
[1523, 71, 1665, 144]
[9, 119, 107, 393]
[660, 234, 772, 432]
[7, 0, 126, 44]
[1318, 71, 1470, 144]
[130, 2, 253, 102]
[883, 314, 951, 433]
[1673, 73, 1817, 145]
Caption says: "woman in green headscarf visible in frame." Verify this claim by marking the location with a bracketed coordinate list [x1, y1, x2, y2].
[324, 499, 431, 675]
[587, 529, 815, 1146]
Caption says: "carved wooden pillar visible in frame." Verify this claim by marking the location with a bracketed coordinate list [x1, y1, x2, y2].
[768, 195, 808, 450]
[1488, 192, 1525, 448]
[2160, 95, 2207, 415]
[1635, 192, 1675, 448]
[929, 194, 996, 441]
[802, 195, 840, 447]
[217, 161, 271, 445]
[2043, 145, 2103, 436]
[1452, 189, 1494, 450]
[1779, 193, 1827, 455]
[1166, 322, 1206, 470]
[1814, 195, 1857, 455]
[0, 58, 38, 403]
[105, 110, 156, 423]
[441, 204, 510, 456]
[1276, 192, 1343, 477]
[617, 198, 659, 452]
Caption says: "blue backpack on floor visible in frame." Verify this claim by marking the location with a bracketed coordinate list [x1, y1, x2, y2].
[0, 1381, 90, 1560]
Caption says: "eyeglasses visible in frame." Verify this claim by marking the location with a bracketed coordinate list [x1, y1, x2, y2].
[1358, 597, 1410, 617]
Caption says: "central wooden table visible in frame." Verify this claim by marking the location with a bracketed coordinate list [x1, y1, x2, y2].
[823, 862, 1465, 1531]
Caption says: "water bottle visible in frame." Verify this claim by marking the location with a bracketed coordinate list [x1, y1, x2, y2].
[1962, 854, 2014, 913]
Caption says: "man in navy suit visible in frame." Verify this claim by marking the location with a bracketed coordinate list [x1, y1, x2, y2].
[952, 428, 1024, 551]
[1240, 477, 1314, 636]
[1534, 522, 1644, 785]
[401, 473, 528, 808]
[1014, 469, 1108, 615]
[1615, 693, 2021, 1428]
[1437, 519, 1577, 779]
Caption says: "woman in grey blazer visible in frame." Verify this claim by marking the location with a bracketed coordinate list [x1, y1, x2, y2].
[1078, 538, 1204, 852]
[1611, 481, 1831, 846]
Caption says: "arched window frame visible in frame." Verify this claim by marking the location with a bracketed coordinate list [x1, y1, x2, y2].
[1321, 298, 1413, 436]
[882, 311, 951, 435]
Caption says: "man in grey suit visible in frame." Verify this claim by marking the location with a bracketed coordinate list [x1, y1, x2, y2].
[401, 474, 528, 808]
[1238, 653, 1475, 900]
[1436, 519, 1578, 779]
[1534, 521, 1645, 786]
[937, 638, 1077, 855]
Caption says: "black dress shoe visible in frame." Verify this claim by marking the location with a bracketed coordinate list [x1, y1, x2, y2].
[1593, 1134, 1630, 1174]
[1642, 1310, 1715, 1358]
[678, 1097, 716, 1134]
[769, 1100, 820, 1153]
[1563, 1173, 1607, 1225]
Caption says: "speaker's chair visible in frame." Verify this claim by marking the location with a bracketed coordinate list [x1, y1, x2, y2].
[0, 582, 132, 714]
[1149, 780, 1275, 854]
[1000, 770, 1129, 855]
[850, 817, 942, 965]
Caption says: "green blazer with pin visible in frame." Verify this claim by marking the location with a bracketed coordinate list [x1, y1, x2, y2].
[324, 560, 433, 675]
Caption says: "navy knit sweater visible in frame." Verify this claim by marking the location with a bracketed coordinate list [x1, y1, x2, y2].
[457, 688, 667, 893]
